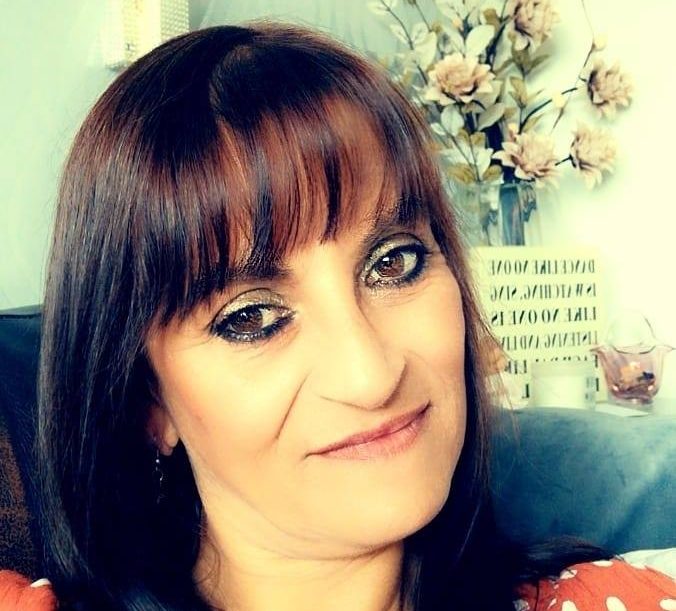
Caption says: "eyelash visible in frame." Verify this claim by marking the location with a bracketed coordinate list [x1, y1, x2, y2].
[211, 241, 432, 345]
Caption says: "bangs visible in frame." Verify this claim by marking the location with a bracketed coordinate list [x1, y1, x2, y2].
[135, 25, 447, 327]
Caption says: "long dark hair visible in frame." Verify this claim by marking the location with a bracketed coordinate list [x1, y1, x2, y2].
[38, 22, 601, 610]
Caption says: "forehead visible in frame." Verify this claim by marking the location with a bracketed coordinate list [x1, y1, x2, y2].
[149, 92, 437, 328]
[237, 207, 425, 280]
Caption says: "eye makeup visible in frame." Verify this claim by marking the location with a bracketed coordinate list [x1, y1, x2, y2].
[208, 230, 435, 345]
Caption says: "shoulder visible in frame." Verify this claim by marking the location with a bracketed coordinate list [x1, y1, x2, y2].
[0, 570, 58, 610]
[514, 558, 676, 611]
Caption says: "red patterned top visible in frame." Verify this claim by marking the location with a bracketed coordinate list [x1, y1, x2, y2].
[516, 558, 676, 610]
[1, 558, 674, 610]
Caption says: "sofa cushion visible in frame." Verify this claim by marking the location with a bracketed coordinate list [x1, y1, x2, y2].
[0, 306, 41, 576]
[491, 407, 676, 553]
[0, 409, 35, 576]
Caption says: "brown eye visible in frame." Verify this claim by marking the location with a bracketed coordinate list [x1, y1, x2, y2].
[212, 305, 294, 343]
[364, 244, 430, 288]
[374, 252, 407, 278]
[229, 308, 265, 334]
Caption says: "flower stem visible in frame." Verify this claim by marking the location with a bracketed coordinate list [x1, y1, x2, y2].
[549, 46, 592, 132]
[520, 86, 580, 129]
[412, 1, 446, 61]
[485, 19, 509, 68]
[435, 101, 477, 172]
[447, 130, 477, 174]
[380, 0, 430, 86]
[463, 115, 481, 181]
[556, 155, 573, 166]
[550, 0, 596, 133]
[499, 0, 509, 19]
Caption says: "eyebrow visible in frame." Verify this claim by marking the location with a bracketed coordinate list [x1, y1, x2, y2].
[221, 215, 422, 286]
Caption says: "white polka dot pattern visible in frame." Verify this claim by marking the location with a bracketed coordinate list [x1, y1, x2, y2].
[605, 596, 627, 611]
[515, 559, 676, 610]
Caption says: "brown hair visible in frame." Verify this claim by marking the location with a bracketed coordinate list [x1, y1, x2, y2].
[38, 22, 498, 609]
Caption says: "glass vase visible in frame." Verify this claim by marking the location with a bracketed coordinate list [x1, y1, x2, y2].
[450, 181, 538, 247]
[590, 311, 674, 407]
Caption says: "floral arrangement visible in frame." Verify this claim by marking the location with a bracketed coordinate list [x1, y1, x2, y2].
[368, 0, 633, 190]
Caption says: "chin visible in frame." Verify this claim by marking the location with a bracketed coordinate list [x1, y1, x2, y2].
[331, 471, 454, 550]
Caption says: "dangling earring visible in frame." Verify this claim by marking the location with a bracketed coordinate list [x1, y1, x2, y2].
[153, 447, 166, 505]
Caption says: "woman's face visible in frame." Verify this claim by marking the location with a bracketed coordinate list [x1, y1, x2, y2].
[145, 200, 467, 559]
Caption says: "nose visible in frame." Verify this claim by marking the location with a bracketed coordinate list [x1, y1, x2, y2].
[306, 299, 406, 410]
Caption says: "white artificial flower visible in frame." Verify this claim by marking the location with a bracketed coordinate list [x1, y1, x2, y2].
[424, 52, 495, 105]
[505, 0, 559, 51]
[570, 123, 617, 188]
[493, 132, 559, 185]
[586, 59, 633, 118]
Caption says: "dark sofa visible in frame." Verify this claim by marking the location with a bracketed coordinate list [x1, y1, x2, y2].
[1, 306, 675, 578]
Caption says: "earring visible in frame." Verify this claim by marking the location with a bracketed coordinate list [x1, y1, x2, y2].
[153, 447, 166, 505]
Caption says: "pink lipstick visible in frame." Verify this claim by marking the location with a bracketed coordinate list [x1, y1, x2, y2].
[311, 403, 430, 460]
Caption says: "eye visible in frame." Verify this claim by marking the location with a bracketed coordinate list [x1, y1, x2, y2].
[211, 304, 294, 344]
[210, 241, 431, 344]
[363, 242, 432, 289]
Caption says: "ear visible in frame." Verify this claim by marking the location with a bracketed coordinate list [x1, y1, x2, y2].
[147, 403, 180, 456]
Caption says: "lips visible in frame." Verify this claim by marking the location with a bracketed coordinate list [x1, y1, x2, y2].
[310, 403, 430, 455]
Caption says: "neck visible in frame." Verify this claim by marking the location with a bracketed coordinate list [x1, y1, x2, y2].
[194, 530, 407, 611]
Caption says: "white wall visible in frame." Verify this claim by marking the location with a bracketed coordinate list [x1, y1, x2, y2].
[3, 0, 676, 396]
[0, 0, 115, 308]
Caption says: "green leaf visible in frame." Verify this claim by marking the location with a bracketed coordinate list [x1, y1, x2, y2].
[512, 45, 533, 72]
[441, 105, 464, 135]
[508, 90, 525, 108]
[495, 58, 514, 75]
[470, 131, 486, 148]
[477, 102, 505, 129]
[410, 22, 429, 46]
[482, 8, 500, 29]
[456, 128, 471, 144]
[389, 23, 409, 46]
[509, 76, 527, 103]
[522, 113, 543, 132]
[465, 100, 487, 113]
[482, 164, 503, 182]
[440, 24, 465, 53]
[436, 0, 459, 20]
[414, 31, 438, 69]
[430, 122, 446, 136]
[503, 106, 518, 121]
[367, 1, 390, 16]
[526, 88, 545, 106]
[447, 164, 477, 184]
[531, 54, 550, 71]
[465, 24, 495, 56]
[430, 20, 444, 35]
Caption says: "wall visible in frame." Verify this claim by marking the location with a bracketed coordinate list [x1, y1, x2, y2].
[0, 0, 115, 308]
[3, 0, 676, 396]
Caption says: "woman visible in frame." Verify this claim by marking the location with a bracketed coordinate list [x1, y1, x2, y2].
[2, 22, 672, 611]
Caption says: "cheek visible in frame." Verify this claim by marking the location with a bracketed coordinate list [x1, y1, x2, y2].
[395, 271, 465, 382]
[393, 270, 467, 453]
[153, 340, 305, 470]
